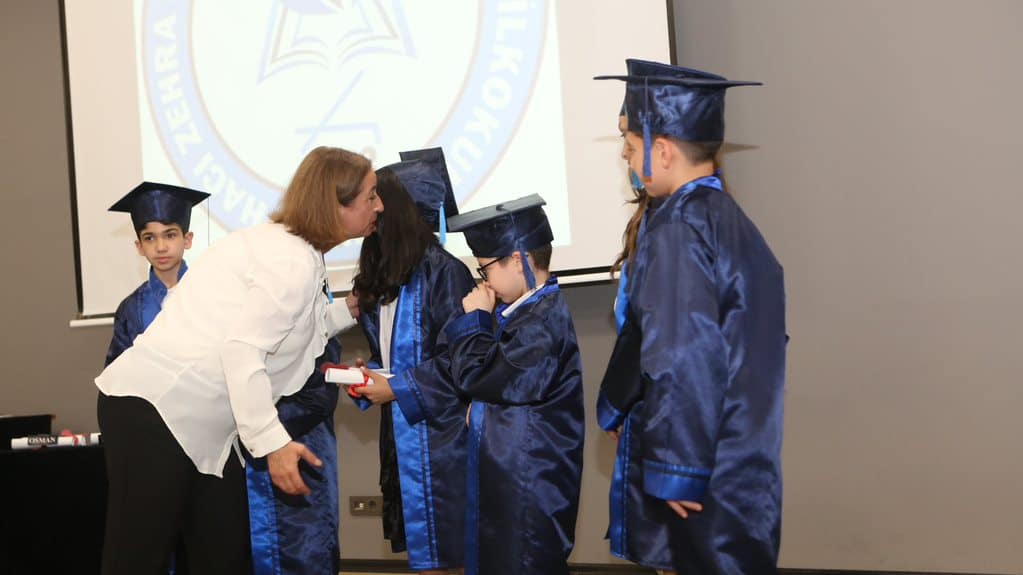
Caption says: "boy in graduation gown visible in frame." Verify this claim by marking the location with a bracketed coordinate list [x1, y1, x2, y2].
[350, 148, 474, 573]
[105, 182, 207, 573]
[105, 181, 209, 366]
[594, 60, 787, 574]
[443, 195, 585, 575]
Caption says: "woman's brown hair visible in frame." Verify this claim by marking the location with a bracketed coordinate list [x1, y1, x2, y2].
[270, 146, 371, 252]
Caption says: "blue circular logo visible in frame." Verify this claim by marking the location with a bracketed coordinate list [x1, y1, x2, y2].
[142, 0, 547, 262]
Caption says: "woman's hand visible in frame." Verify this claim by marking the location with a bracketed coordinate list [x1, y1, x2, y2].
[267, 441, 322, 496]
[354, 368, 396, 404]
[462, 283, 496, 313]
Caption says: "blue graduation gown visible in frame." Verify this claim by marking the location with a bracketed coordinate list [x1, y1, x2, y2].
[353, 243, 474, 571]
[444, 277, 585, 575]
[106, 264, 187, 366]
[246, 338, 342, 575]
[597, 177, 787, 574]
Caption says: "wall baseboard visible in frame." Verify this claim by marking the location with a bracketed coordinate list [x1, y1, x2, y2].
[337, 559, 995, 575]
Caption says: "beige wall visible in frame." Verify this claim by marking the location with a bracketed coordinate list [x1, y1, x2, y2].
[3, 0, 1022, 572]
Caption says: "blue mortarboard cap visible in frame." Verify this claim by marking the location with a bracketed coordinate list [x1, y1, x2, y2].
[385, 148, 458, 240]
[108, 181, 210, 232]
[445, 194, 553, 259]
[596, 59, 761, 177]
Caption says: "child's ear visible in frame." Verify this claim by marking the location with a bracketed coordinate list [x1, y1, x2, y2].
[655, 136, 674, 170]
[135, 239, 144, 257]
[184, 231, 194, 249]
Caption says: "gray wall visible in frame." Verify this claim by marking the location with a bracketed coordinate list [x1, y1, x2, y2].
[671, 1, 1023, 573]
[2, 1, 1022, 572]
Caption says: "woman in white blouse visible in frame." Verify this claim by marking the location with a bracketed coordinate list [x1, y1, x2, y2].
[95, 146, 382, 575]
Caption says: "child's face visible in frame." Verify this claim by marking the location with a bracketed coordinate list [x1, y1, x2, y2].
[476, 254, 527, 305]
[620, 125, 649, 190]
[620, 121, 671, 197]
[135, 222, 192, 274]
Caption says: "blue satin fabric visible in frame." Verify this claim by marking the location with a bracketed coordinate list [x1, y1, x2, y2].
[614, 263, 629, 334]
[620, 60, 729, 146]
[105, 263, 188, 366]
[389, 269, 437, 569]
[598, 176, 720, 428]
[386, 151, 457, 233]
[459, 206, 554, 259]
[354, 243, 474, 570]
[246, 338, 342, 575]
[626, 77, 727, 143]
[599, 177, 787, 573]
[246, 459, 281, 575]
[444, 277, 585, 575]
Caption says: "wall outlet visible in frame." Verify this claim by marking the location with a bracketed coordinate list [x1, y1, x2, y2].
[349, 495, 383, 516]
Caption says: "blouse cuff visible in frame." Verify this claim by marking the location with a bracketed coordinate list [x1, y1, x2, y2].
[242, 420, 292, 459]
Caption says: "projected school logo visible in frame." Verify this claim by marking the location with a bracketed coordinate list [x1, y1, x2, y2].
[141, 0, 546, 260]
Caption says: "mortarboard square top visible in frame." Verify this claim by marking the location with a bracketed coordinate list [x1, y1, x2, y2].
[445, 194, 553, 259]
[597, 59, 761, 176]
[108, 181, 210, 232]
[382, 147, 458, 232]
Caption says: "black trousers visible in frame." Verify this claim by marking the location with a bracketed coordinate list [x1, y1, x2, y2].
[97, 393, 252, 575]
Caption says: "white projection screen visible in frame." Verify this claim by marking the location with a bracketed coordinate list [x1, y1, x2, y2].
[63, 0, 673, 320]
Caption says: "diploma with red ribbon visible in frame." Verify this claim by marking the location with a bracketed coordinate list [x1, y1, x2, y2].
[320, 363, 393, 398]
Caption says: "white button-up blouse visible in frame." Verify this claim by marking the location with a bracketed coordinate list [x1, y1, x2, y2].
[96, 223, 354, 476]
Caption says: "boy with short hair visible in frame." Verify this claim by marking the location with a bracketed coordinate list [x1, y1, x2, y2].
[595, 60, 787, 574]
[444, 195, 585, 575]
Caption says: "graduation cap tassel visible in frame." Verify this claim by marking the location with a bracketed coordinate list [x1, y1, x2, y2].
[641, 113, 652, 179]
[641, 77, 652, 179]
[520, 248, 536, 290]
[438, 201, 447, 245]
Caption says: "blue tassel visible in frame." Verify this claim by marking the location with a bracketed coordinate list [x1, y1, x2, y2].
[520, 249, 536, 290]
[642, 77, 652, 179]
[642, 113, 652, 179]
[438, 202, 447, 245]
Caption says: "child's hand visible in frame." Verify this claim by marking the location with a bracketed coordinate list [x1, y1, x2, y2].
[462, 284, 496, 313]
[666, 500, 703, 519]
[345, 292, 360, 319]
[353, 368, 396, 405]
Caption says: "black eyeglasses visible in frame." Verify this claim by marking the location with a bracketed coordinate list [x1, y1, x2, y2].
[476, 257, 505, 281]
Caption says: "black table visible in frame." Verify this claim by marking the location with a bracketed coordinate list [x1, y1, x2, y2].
[0, 445, 106, 575]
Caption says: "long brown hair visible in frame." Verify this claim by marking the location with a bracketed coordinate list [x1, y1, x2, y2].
[270, 146, 371, 252]
[352, 167, 437, 309]
[612, 185, 650, 275]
